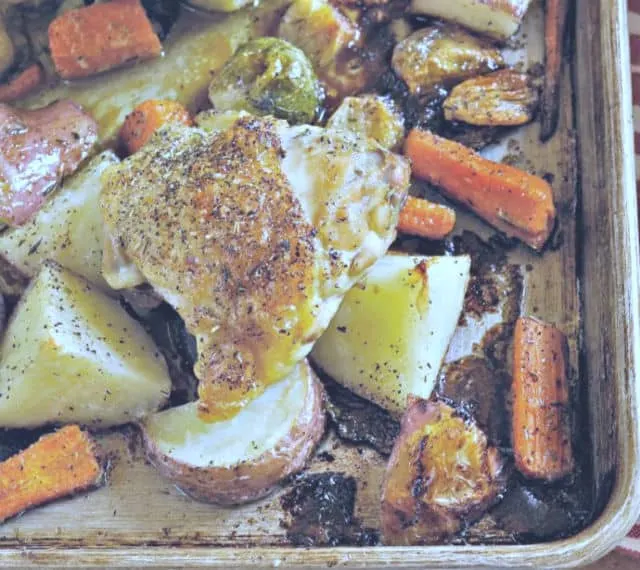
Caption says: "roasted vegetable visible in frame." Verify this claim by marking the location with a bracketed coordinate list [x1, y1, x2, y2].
[539, 0, 570, 142]
[48, 0, 162, 80]
[0, 100, 98, 227]
[443, 70, 538, 127]
[404, 128, 556, 250]
[312, 254, 470, 416]
[0, 425, 103, 524]
[512, 316, 573, 481]
[208, 37, 323, 125]
[391, 25, 504, 96]
[381, 398, 505, 545]
[397, 196, 456, 239]
[408, 0, 533, 40]
[142, 360, 325, 505]
[0, 151, 119, 292]
[326, 94, 404, 151]
[278, 0, 366, 102]
[0, 262, 172, 429]
[119, 99, 193, 155]
[0, 63, 43, 103]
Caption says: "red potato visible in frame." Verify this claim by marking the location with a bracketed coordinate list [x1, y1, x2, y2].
[141, 360, 326, 505]
[0, 100, 98, 226]
[381, 398, 505, 545]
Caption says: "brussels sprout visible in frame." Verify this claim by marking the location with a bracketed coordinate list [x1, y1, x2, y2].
[208, 37, 323, 125]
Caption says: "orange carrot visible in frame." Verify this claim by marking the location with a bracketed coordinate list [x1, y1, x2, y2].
[48, 0, 162, 80]
[512, 316, 573, 481]
[119, 99, 193, 154]
[0, 425, 103, 523]
[0, 64, 44, 103]
[404, 128, 556, 250]
[539, 0, 570, 142]
[397, 196, 456, 239]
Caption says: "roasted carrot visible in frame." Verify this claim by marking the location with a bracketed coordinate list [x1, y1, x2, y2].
[48, 0, 162, 80]
[539, 0, 571, 142]
[0, 425, 102, 523]
[0, 64, 44, 103]
[397, 196, 456, 239]
[119, 99, 193, 154]
[404, 128, 556, 250]
[512, 316, 573, 481]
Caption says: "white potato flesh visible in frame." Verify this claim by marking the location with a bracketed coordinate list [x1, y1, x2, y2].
[0, 152, 119, 290]
[0, 262, 171, 428]
[312, 254, 470, 415]
[142, 360, 325, 505]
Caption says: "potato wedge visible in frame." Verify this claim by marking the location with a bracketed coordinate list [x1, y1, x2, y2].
[381, 398, 505, 545]
[311, 254, 470, 416]
[142, 360, 325, 505]
[409, 0, 532, 40]
[0, 262, 171, 428]
[0, 151, 119, 293]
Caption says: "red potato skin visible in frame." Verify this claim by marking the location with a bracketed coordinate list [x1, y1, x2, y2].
[381, 398, 505, 545]
[142, 364, 326, 506]
[0, 100, 98, 226]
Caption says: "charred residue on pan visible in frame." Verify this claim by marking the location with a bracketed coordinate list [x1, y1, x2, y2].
[312, 367, 400, 456]
[280, 471, 379, 546]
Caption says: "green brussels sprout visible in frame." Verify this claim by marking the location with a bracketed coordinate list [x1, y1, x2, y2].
[208, 37, 324, 125]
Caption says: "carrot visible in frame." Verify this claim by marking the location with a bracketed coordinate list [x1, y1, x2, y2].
[512, 316, 573, 481]
[119, 99, 193, 154]
[0, 64, 44, 103]
[404, 128, 556, 250]
[397, 196, 456, 239]
[539, 0, 570, 142]
[0, 425, 102, 523]
[48, 0, 162, 80]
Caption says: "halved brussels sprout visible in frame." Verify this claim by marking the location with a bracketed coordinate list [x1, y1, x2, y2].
[208, 37, 323, 125]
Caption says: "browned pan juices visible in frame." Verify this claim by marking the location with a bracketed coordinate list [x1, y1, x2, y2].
[0, 0, 639, 567]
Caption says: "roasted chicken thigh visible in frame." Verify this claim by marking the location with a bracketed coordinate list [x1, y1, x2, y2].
[101, 116, 410, 421]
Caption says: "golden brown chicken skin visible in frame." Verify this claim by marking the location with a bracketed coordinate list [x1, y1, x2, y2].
[101, 116, 410, 422]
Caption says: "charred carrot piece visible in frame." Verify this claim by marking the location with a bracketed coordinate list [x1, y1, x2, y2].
[397, 196, 456, 239]
[404, 128, 556, 250]
[0, 425, 103, 523]
[48, 0, 162, 80]
[0, 64, 44, 103]
[539, 0, 571, 142]
[512, 316, 573, 481]
[119, 99, 193, 154]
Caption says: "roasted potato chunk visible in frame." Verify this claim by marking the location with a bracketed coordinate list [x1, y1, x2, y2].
[409, 0, 532, 40]
[381, 399, 505, 545]
[392, 24, 504, 96]
[327, 94, 405, 151]
[443, 70, 538, 126]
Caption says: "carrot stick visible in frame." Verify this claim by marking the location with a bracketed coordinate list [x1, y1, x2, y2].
[512, 316, 573, 481]
[539, 0, 571, 142]
[0, 64, 44, 103]
[0, 425, 103, 523]
[404, 128, 556, 250]
[397, 196, 456, 239]
[119, 99, 193, 154]
[48, 0, 162, 80]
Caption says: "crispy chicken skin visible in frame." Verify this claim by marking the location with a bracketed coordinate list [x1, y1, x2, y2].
[101, 116, 410, 422]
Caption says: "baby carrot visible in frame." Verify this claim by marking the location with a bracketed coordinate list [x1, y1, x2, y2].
[404, 128, 556, 250]
[512, 316, 573, 481]
[0, 425, 103, 523]
[397, 196, 456, 239]
[48, 0, 162, 80]
[119, 99, 193, 154]
[0, 64, 44, 103]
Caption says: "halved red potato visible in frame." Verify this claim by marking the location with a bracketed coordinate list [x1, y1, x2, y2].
[141, 360, 326, 505]
[381, 398, 505, 545]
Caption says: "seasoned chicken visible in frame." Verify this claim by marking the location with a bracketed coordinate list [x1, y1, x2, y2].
[101, 116, 410, 422]
[409, 0, 532, 40]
